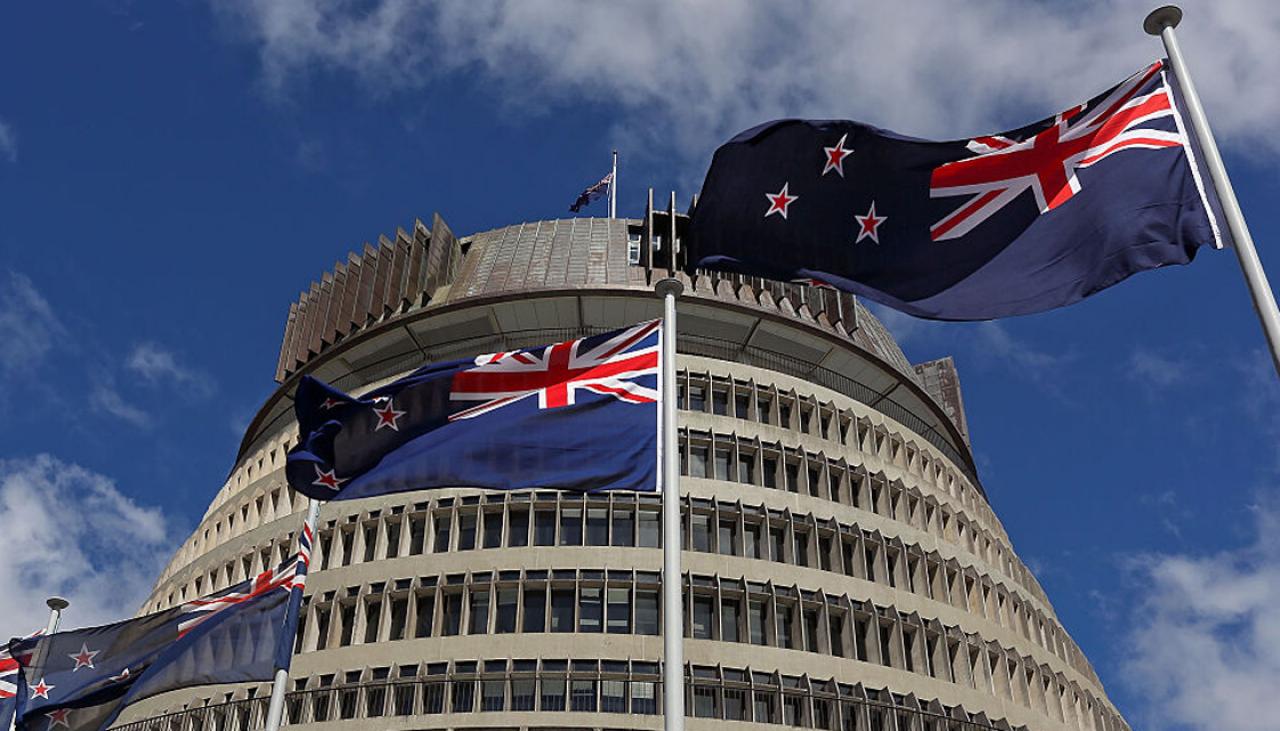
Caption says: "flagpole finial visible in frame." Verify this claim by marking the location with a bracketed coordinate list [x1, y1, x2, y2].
[655, 278, 684, 299]
[46, 596, 69, 611]
[1144, 5, 1182, 35]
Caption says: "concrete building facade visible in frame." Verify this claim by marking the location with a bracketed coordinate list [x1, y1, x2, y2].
[120, 207, 1130, 731]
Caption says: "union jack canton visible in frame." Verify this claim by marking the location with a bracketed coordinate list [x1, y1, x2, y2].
[688, 59, 1227, 320]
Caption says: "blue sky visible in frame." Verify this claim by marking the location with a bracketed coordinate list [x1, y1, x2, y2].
[2, 2, 1279, 729]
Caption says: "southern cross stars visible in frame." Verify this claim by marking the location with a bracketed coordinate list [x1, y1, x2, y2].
[823, 133, 853, 177]
[312, 465, 345, 492]
[373, 399, 406, 431]
[855, 202, 888, 244]
[30, 678, 54, 699]
[765, 183, 798, 219]
[68, 644, 99, 671]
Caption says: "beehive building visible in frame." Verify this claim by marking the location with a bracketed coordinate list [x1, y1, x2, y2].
[122, 203, 1130, 731]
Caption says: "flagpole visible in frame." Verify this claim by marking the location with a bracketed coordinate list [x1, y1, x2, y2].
[655, 276, 684, 731]
[262, 498, 321, 731]
[1146, 5, 1280, 377]
[43, 598, 68, 635]
[610, 150, 619, 219]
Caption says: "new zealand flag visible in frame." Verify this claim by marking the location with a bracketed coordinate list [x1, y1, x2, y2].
[8, 555, 305, 731]
[687, 60, 1228, 320]
[286, 320, 662, 502]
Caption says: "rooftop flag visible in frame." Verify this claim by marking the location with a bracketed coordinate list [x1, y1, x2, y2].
[286, 320, 662, 501]
[570, 170, 614, 213]
[686, 60, 1228, 321]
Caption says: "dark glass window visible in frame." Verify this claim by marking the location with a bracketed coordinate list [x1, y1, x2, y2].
[718, 519, 737, 556]
[691, 514, 712, 552]
[738, 454, 755, 484]
[688, 385, 706, 411]
[808, 467, 822, 497]
[559, 509, 583, 546]
[636, 590, 659, 635]
[469, 590, 489, 634]
[495, 589, 518, 633]
[692, 596, 714, 639]
[481, 679, 504, 711]
[794, 530, 810, 567]
[714, 449, 732, 480]
[819, 536, 834, 572]
[757, 397, 772, 424]
[388, 597, 407, 640]
[692, 686, 718, 718]
[689, 445, 709, 478]
[457, 513, 477, 550]
[721, 597, 741, 642]
[754, 691, 776, 724]
[451, 679, 474, 713]
[522, 588, 546, 632]
[632, 681, 658, 714]
[601, 679, 627, 713]
[442, 594, 462, 636]
[534, 509, 556, 546]
[785, 463, 800, 492]
[408, 516, 426, 555]
[725, 688, 747, 721]
[804, 608, 821, 652]
[777, 605, 795, 649]
[771, 526, 787, 563]
[550, 588, 575, 632]
[745, 523, 762, 559]
[386, 522, 401, 559]
[749, 600, 767, 645]
[510, 678, 535, 711]
[414, 595, 434, 638]
[830, 616, 846, 658]
[586, 509, 608, 546]
[712, 389, 729, 415]
[363, 599, 381, 643]
[763, 457, 778, 488]
[482, 512, 502, 549]
[612, 507, 635, 547]
[314, 605, 331, 650]
[540, 677, 566, 711]
[338, 604, 355, 646]
[432, 515, 451, 553]
[735, 393, 750, 418]
[508, 509, 529, 547]
[571, 679, 597, 711]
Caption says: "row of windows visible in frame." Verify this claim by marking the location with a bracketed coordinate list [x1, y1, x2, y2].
[192, 369, 997, 595]
[296, 569, 1107, 730]
[117, 660, 1077, 731]
[153, 493, 1087, 685]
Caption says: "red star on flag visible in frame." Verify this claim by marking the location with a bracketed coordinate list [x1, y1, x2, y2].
[372, 399, 406, 432]
[822, 133, 853, 177]
[765, 183, 798, 219]
[30, 678, 54, 699]
[312, 465, 345, 492]
[68, 644, 98, 671]
[855, 201, 887, 244]
[46, 708, 72, 729]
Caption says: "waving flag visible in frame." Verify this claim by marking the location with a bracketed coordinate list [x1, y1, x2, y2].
[687, 60, 1227, 320]
[8, 555, 305, 731]
[570, 171, 614, 213]
[286, 320, 661, 501]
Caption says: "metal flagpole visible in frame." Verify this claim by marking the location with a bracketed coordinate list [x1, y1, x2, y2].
[610, 150, 619, 219]
[43, 598, 68, 635]
[262, 498, 322, 731]
[1146, 5, 1280, 377]
[655, 276, 684, 731]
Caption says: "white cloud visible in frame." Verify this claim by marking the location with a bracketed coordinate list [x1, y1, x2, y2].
[126, 342, 214, 396]
[0, 118, 15, 163]
[214, 0, 1280, 179]
[89, 383, 152, 428]
[974, 321, 1061, 370]
[1130, 348, 1191, 388]
[0, 455, 176, 638]
[0, 271, 64, 376]
[1122, 497, 1280, 731]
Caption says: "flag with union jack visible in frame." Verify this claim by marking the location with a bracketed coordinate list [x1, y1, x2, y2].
[8, 554, 307, 731]
[287, 320, 661, 502]
[687, 60, 1227, 320]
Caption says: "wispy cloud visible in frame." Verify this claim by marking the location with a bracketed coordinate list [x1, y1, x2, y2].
[126, 342, 215, 396]
[90, 383, 152, 428]
[215, 0, 1280, 180]
[0, 454, 176, 636]
[1121, 496, 1280, 731]
[974, 321, 1061, 371]
[0, 118, 15, 163]
[0, 271, 64, 377]
[1130, 348, 1192, 389]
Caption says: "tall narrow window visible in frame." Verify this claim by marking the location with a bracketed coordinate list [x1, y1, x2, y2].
[442, 594, 462, 636]
[691, 514, 712, 552]
[508, 508, 529, 547]
[763, 456, 778, 488]
[586, 509, 608, 546]
[579, 587, 603, 632]
[408, 516, 426, 555]
[469, 590, 489, 634]
[712, 389, 729, 415]
[636, 590, 660, 635]
[550, 588, 575, 632]
[559, 509, 583, 546]
[522, 588, 546, 632]
[718, 519, 738, 556]
[482, 512, 503, 549]
[714, 449, 732, 480]
[776, 605, 795, 649]
[363, 599, 381, 643]
[692, 596, 715, 639]
[495, 589, 518, 633]
[803, 608, 821, 653]
[689, 445, 709, 478]
[432, 515, 451, 553]
[612, 507, 635, 546]
[414, 595, 434, 638]
[688, 385, 706, 411]
[534, 509, 555, 546]
[385, 522, 401, 559]
[388, 597, 407, 640]
[607, 588, 631, 633]
[457, 513, 477, 550]
[738, 453, 755, 484]
[735, 393, 750, 418]
[721, 598, 741, 642]
[749, 601, 767, 645]
[770, 526, 787, 563]
[638, 510, 661, 547]
[744, 523, 762, 559]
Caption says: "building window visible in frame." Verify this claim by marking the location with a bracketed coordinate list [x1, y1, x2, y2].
[712, 389, 729, 415]
[763, 456, 778, 488]
[451, 679, 474, 713]
[522, 587, 546, 632]
[638, 510, 661, 547]
[442, 594, 462, 636]
[749, 601, 767, 645]
[738, 453, 755, 484]
[469, 590, 490, 634]
[602, 679, 627, 713]
[718, 519, 737, 556]
[386, 522, 401, 559]
[550, 588, 576, 632]
[560, 508, 583, 546]
[770, 526, 787, 563]
[481, 679, 505, 711]
[607, 588, 630, 634]
[636, 590, 659, 635]
[482, 512, 503, 549]
[511, 678, 536, 711]
[688, 384, 706, 411]
[777, 605, 795, 649]
[457, 513, 477, 550]
[414, 595, 434, 638]
[612, 507, 635, 547]
[714, 449, 732, 480]
[388, 597, 407, 641]
[433, 515, 451, 553]
[691, 514, 712, 552]
[508, 508, 529, 547]
[721, 598, 741, 642]
[534, 509, 556, 546]
[689, 445, 709, 479]
[693, 686, 718, 718]
[495, 589, 518, 634]
[363, 599, 382, 643]
[692, 596, 715, 639]
[632, 681, 658, 714]
[586, 509, 609, 546]
[627, 233, 642, 264]
[541, 677, 566, 711]
[745, 523, 762, 559]
[571, 679, 597, 711]
[408, 516, 426, 555]
[579, 587, 603, 633]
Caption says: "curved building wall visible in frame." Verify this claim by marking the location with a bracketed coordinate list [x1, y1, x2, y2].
[122, 215, 1129, 731]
